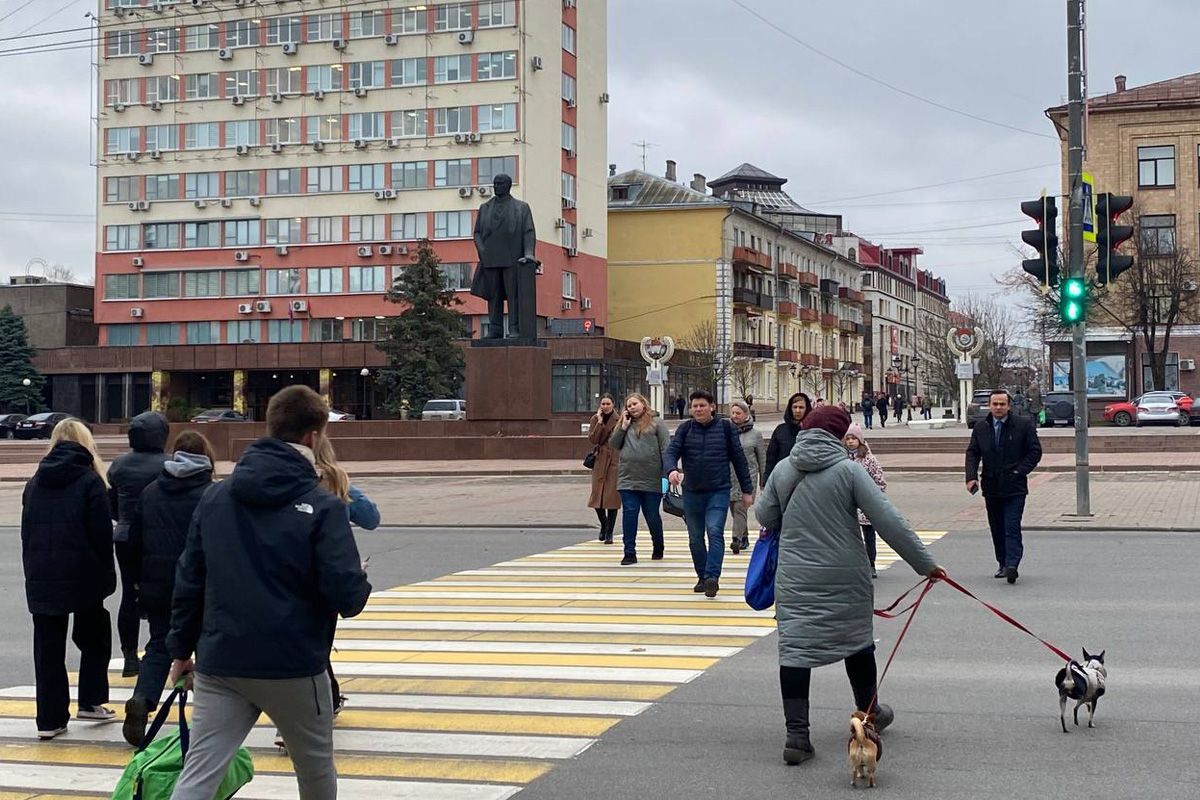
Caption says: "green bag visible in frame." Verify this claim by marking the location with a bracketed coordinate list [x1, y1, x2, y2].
[111, 686, 254, 800]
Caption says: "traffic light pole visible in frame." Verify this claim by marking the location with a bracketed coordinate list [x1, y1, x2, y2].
[1067, 0, 1091, 517]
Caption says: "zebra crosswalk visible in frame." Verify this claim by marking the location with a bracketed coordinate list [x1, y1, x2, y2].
[0, 529, 945, 799]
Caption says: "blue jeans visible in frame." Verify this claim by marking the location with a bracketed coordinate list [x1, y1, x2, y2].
[682, 489, 729, 580]
[620, 490, 664, 557]
[132, 608, 172, 710]
[984, 494, 1026, 568]
[863, 411, 873, 429]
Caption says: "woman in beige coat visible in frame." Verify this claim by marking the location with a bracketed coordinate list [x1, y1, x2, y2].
[588, 394, 621, 543]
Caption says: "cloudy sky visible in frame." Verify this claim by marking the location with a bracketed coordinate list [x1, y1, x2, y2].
[1, 0, 1198, 301]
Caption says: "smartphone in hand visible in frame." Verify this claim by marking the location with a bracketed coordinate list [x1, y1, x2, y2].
[969, 484, 979, 495]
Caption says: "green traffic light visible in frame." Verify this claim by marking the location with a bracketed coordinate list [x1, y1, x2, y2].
[1060, 278, 1087, 323]
[1064, 279, 1085, 297]
[1063, 301, 1084, 322]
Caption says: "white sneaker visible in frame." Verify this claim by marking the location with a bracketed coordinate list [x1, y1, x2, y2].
[37, 725, 68, 740]
[76, 706, 116, 722]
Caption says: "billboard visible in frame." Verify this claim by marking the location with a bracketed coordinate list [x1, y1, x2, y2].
[1051, 355, 1127, 397]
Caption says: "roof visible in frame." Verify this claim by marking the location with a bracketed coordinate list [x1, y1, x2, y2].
[709, 163, 786, 186]
[1048, 72, 1200, 115]
[607, 169, 725, 208]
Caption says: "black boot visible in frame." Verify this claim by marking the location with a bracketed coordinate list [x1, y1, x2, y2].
[782, 699, 814, 764]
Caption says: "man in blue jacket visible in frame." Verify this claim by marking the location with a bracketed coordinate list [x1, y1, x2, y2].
[665, 390, 754, 597]
[166, 386, 371, 799]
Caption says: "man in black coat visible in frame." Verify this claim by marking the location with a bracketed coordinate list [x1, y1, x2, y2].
[107, 410, 169, 677]
[965, 390, 1043, 584]
[875, 393, 889, 428]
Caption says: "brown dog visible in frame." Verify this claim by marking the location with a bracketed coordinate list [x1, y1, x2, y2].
[848, 710, 881, 788]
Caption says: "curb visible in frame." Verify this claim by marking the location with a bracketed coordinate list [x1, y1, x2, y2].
[1024, 525, 1200, 533]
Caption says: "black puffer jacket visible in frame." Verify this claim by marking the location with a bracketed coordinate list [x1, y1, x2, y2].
[134, 452, 213, 615]
[22, 442, 116, 615]
[167, 438, 372, 679]
[107, 411, 170, 544]
[765, 393, 807, 479]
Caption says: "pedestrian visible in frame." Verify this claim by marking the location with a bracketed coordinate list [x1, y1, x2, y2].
[764, 392, 811, 479]
[922, 396, 933, 420]
[843, 424, 885, 578]
[122, 430, 217, 747]
[727, 400, 766, 555]
[860, 395, 874, 430]
[609, 393, 670, 565]
[814, 397, 825, 407]
[965, 389, 1043, 584]
[875, 393, 889, 428]
[107, 410, 170, 677]
[22, 418, 117, 740]
[892, 393, 904, 422]
[165, 385, 371, 800]
[663, 390, 754, 597]
[587, 394, 621, 544]
[676, 396, 687, 420]
[315, 435, 381, 532]
[755, 405, 945, 764]
[744, 394, 757, 422]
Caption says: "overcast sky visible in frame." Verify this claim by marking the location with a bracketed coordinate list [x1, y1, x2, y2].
[1, 0, 1198, 303]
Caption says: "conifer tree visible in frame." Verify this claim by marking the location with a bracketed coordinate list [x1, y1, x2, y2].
[0, 305, 45, 414]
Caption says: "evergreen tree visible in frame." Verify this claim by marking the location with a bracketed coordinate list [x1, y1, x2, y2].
[0, 305, 45, 414]
[377, 242, 465, 415]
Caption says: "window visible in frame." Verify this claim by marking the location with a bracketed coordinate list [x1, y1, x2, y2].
[145, 75, 178, 103]
[146, 27, 179, 53]
[309, 319, 342, 342]
[107, 324, 140, 346]
[146, 323, 180, 346]
[561, 220, 576, 249]
[266, 218, 302, 245]
[224, 269, 259, 296]
[348, 61, 386, 89]
[224, 120, 259, 148]
[307, 217, 342, 244]
[306, 14, 343, 42]
[226, 19, 260, 49]
[477, 51, 516, 81]
[265, 67, 302, 95]
[307, 115, 342, 143]
[434, 106, 471, 135]
[435, 3, 472, 31]
[561, 172, 576, 203]
[143, 223, 180, 249]
[1142, 352, 1180, 392]
[392, 161, 428, 190]
[224, 219, 260, 247]
[185, 122, 219, 150]
[227, 320, 259, 343]
[1138, 145, 1175, 187]
[349, 164, 385, 191]
[392, 212, 428, 240]
[391, 57, 426, 87]
[186, 23, 219, 51]
[265, 117, 301, 145]
[143, 272, 179, 299]
[186, 321, 220, 345]
[225, 70, 258, 98]
[224, 170, 258, 197]
[478, 0, 515, 27]
[562, 270, 578, 299]
[105, 30, 137, 57]
[106, 225, 139, 250]
[434, 210, 472, 239]
[349, 10, 385, 38]
[265, 269, 301, 295]
[349, 266, 386, 293]
[1140, 214, 1176, 254]
[561, 73, 576, 104]
[439, 262, 472, 291]
[267, 320, 302, 343]
[393, 6, 428, 34]
[478, 103, 517, 133]
[182, 271, 220, 298]
[266, 168, 301, 195]
[392, 109, 427, 138]
[434, 159, 472, 187]
[105, 274, 139, 300]
[434, 55, 471, 84]
[307, 166, 342, 194]
[562, 24, 576, 54]
[144, 125, 178, 152]
[561, 122, 576, 152]
[184, 221, 221, 248]
[351, 317, 382, 341]
[106, 127, 140, 154]
[185, 73, 218, 101]
[552, 363, 601, 413]
[266, 16, 302, 45]
[349, 215, 385, 241]
[307, 267, 343, 294]
[144, 176, 178, 201]
[348, 112, 385, 140]
[307, 64, 343, 92]
[107, 176, 139, 203]
[106, 79, 138, 107]
[183, 172, 218, 199]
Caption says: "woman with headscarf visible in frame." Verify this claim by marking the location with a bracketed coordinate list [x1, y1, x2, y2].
[727, 400, 765, 554]
[763, 392, 811, 479]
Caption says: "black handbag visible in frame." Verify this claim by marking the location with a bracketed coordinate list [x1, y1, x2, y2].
[662, 485, 685, 517]
[583, 447, 598, 470]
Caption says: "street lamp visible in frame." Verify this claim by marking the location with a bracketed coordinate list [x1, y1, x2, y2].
[359, 368, 370, 420]
[21, 378, 31, 415]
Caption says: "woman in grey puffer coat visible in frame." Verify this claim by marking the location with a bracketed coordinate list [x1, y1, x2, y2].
[608, 393, 671, 565]
[754, 405, 944, 765]
[728, 400, 765, 555]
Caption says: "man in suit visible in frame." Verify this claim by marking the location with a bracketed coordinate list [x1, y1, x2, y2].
[965, 390, 1043, 584]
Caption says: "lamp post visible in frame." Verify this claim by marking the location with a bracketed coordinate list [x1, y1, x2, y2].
[359, 368, 369, 420]
[912, 354, 922, 403]
[21, 378, 31, 415]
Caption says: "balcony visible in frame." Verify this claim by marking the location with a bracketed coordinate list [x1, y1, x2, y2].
[798, 307, 818, 323]
[820, 312, 838, 328]
[732, 286, 774, 310]
[799, 353, 820, 367]
[732, 245, 770, 272]
[839, 319, 856, 333]
[797, 271, 819, 288]
[820, 278, 840, 296]
[778, 262, 799, 281]
[778, 348, 800, 362]
[733, 342, 775, 360]
[821, 357, 838, 372]
[778, 300, 799, 317]
[839, 287, 865, 305]
[854, 322, 866, 336]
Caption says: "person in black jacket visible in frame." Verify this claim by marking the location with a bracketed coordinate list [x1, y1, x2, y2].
[21, 419, 117, 740]
[764, 392, 811, 479]
[121, 430, 216, 748]
[664, 390, 754, 598]
[107, 410, 170, 678]
[875, 393, 889, 428]
[166, 386, 371, 800]
[965, 390, 1043, 584]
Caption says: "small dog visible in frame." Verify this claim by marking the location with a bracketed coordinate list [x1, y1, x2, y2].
[1055, 648, 1106, 733]
[848, 710, 881, 788]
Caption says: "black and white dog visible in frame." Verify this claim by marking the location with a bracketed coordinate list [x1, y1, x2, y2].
[1056, 649, 1106, 733]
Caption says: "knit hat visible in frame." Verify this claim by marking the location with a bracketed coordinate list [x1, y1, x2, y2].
[730, 400, 750, 416]
[844, 423, 865, 442]
[801, 404, 851, 440]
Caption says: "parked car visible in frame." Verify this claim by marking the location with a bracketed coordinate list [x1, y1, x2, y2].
[965, 389, 996, 428]
[190, 408, 249, 423]
[0, 413, 27, 439]
[420, 399, 467, 421]
[329, 409, 356, 421]
[1134, 392, 1188, 427]
[13, 412, 72, 439]
[1105, 392, 1191, 427]
[1041, 392, 1075, 427]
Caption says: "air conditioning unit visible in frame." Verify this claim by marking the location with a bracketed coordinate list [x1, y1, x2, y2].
[138, 54, 154, 67]
[275, 245, 289, 256]
[357, 245, 373, 257]
[217, 48, 233, 61]
[1181, 358, 1197, 371]
[128, 200, 151, 212]
[271, 142, 284, 153]
[150, 101, 163, 111]
[125, 151, 141, 162]
[113, 6, 126, 17]
[190, 0, 206, 7]
[582, 297, 592, 310]
[567, 247, 578, 257]
[235, 144, 250, 156]
[478, 186, 492, 197]
[467, 132, 482, 143]
[395, 244, 409, 255]
[386, 137, 401, 148]
[562, 198, 576, 210]
[354, 87, 368, 98]
[353, 138, 368, 149]
[193, 199, 206, 209]
[566, 147, 577, 159]
[248, 196, 261, 207]
[582, 227, 594, 238]
[270, 92, 283, 103]
[554, 217, 565, 229]
[231, 95, 246, 106]
[374, 189, 397, 200]
[566, 97, 577, 108]
[599, 92, 611, 103]
[378, 245, 393, 255]
[234, 250, 249, 261]
[332, 38, 347, 51]
[130, 307, 144, 318]
[254, 300, 272, 313]
[312, 140, 324, 152]
[131, 257, 145, 267]
[282, 43, 298, 55]
[384, 33, 399, 45]
[289, 299, 308, 313]
[564, 0, 577, 7]
[531, 56, 543, 70]
[113, 102, 126, 113]
[561, 300, 573, 311]
[458, 187, 473, 198]
[237, 303, 253, 314]
[220, 198, 233, 208]
[312, 89, 325, 101]
[453, 133, 470, 144]
[149, 149, 162, 160]
[457, 31, 474, 45]
[1183, 280, 1199, 292]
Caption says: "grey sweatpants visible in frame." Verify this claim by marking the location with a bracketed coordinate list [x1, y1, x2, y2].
[170, 671, 336, 800]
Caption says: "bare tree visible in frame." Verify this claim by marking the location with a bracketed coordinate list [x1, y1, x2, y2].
[916, 311, 958, 404]
[729, 359, 755, 401]
[950, 294, 1024, 390]
[679, 319, 733, 396]
[799, 366, 823, 399]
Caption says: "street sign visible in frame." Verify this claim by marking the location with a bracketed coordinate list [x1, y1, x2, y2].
[645, 365, 668, 386]
[1082, 172, 1096, 243]
[956, 363, 975, 379]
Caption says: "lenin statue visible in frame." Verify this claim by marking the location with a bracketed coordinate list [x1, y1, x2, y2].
[470, 174, 538, 340]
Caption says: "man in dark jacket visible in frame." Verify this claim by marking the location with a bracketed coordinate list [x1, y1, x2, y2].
[860, 394, 874, 429]
[665, 390, 754, 598]
[875, 393, 889, 428]
[167, 386, 371, 800]
[965, 390, 1043, 584]
[107, 410, 170, 677]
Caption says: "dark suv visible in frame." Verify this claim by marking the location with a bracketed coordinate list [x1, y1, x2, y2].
[966, 390, 995, 428]
[1041, 391, 1075, 427]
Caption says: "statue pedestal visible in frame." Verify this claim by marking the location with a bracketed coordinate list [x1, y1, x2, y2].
[466, 342, 552, 421]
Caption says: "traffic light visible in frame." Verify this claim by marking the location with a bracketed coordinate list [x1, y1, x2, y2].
[1095, 192, 1134, 286]
[1020, 196, 1059, 289]
[1059, 276, 1087, 324]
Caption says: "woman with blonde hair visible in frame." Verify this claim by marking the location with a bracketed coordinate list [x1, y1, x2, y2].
[608, 393, 670, 564]
[314, 435, 380, 530]
[22, 418, 116, 739]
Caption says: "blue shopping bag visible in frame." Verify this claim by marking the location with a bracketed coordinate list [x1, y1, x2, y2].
[743, 529, 779, 610]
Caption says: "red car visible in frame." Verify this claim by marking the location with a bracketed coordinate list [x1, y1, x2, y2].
[1104, 392, 1191, 427]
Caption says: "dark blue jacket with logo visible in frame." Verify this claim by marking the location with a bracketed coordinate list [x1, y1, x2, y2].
[167, 438, 372, 679]
[663, 417, 754, 495]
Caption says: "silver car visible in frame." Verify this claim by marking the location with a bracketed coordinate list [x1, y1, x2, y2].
[421, 399, 467, 420]
[1135, 392, 1186, 427]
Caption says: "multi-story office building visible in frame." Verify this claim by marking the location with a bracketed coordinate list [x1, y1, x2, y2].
[67, 0, 607, 419]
